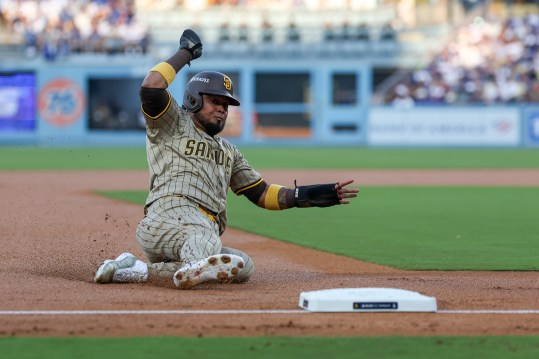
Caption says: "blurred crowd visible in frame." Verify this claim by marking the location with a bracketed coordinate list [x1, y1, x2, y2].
[385, 14, 539, 106]
[0, 0, 397, 60]
[0, 0, 149, 60]
[136, 0, 381, 11]
[215, 19, 395, 44]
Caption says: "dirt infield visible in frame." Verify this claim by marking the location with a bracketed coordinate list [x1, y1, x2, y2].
[0, 170, 538, 337]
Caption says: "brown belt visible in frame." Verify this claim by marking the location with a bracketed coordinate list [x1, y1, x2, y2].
[162, 195, 216, 223]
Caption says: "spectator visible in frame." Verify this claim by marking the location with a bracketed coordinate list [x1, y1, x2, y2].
[391, 84, 415, 109]
[260, 18, 273, 43]
[0, 0, 150, 59]
[383, 14, 539, 104]
[379, 21, 396, 42]
[340, 21, 352, 41]
[238, 22, 249, 42]
[286, 21, 300, 42]
[218, 22, 232, 42]
[355, 23, 371, 42]
[323, 22, 336, 42]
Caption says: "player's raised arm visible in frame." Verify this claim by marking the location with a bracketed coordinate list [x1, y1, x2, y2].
[143, 29, 202, 89]
[239, 179, 359, 210]
[140, 29, 202, 116]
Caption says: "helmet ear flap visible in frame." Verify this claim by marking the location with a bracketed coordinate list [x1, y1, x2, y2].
[182, 90, 203, 112]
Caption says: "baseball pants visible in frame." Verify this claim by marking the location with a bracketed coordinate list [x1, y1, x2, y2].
[136, 196, 254, 283]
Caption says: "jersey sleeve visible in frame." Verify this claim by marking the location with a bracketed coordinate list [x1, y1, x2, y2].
[229, 147, 263, 195]
[143, 96, 185, 142]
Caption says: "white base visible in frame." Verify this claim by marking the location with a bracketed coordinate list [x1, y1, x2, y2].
[299, 288, 437, 312]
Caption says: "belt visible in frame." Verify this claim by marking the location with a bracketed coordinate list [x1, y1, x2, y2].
[162, 195, 217, 223]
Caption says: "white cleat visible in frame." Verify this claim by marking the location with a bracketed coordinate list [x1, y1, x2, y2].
[94, 252, 147, 284]
[173, 254, 244, 289]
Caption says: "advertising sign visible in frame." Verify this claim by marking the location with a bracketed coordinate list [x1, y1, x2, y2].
[526, 110, 539, 146]
[0, 72, 36, 132]
[368, 107, 520, 146]
[39, 78, 85, 127]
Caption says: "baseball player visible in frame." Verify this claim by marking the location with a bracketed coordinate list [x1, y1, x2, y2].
[94, 29, 359, 289]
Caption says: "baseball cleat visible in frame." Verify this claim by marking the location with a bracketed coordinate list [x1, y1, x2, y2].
[173, 254, 244, 289]
[94, 252, 142, 284]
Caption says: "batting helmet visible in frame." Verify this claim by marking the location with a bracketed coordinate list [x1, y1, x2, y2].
[183, 71, 240, 112]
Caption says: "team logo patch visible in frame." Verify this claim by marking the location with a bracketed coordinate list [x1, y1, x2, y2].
[223, 75, 232, 91]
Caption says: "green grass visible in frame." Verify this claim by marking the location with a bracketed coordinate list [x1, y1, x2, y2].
[98, 186, 539, 270]
[0, 147, 147, 170]
[240, 148, 539, 169]
[1, 147, 539, 170]
[1, 336, 538, 359]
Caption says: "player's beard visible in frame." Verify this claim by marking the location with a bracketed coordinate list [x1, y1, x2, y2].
[205, 121, 225, 136]
[191, 112, 226, 136]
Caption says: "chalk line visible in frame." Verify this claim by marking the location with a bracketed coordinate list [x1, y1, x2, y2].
[0, 309, 538, 315]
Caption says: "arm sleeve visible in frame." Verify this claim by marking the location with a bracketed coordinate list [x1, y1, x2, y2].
[240, 180, 267, 204]
[140, 89, 185, 143]
[140, 86, 170, 118]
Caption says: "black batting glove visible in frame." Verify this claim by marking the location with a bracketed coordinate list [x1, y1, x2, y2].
[180, 29, 203, 63]
[294, 182, 340, 208]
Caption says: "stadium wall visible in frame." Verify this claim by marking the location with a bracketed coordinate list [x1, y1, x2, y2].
[1, 56, 538, 148]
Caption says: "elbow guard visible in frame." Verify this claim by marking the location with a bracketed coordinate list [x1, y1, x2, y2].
[294, 182, 339, 208]
[140, 86, 170, 117]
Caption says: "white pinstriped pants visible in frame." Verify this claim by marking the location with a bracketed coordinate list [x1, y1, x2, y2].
[135, 196, 254, 283]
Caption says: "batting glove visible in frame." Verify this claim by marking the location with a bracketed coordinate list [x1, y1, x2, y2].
[180, 29, 203, 62]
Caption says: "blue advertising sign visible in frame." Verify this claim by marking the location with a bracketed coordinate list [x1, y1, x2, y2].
[527, 110, 539, 145]
[0, 72, 36, 132]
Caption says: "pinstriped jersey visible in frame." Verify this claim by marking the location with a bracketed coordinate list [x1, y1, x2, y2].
[142, 93, 262, 233]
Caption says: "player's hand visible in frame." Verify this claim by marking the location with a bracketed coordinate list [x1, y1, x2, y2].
[335, 180, 359, 204]
[180, 29, 203, 60]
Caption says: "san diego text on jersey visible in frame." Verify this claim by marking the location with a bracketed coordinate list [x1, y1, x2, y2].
[184, 139, 232, 174]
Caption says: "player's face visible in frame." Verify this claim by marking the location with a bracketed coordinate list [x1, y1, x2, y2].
[191, 94, 229, 136]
